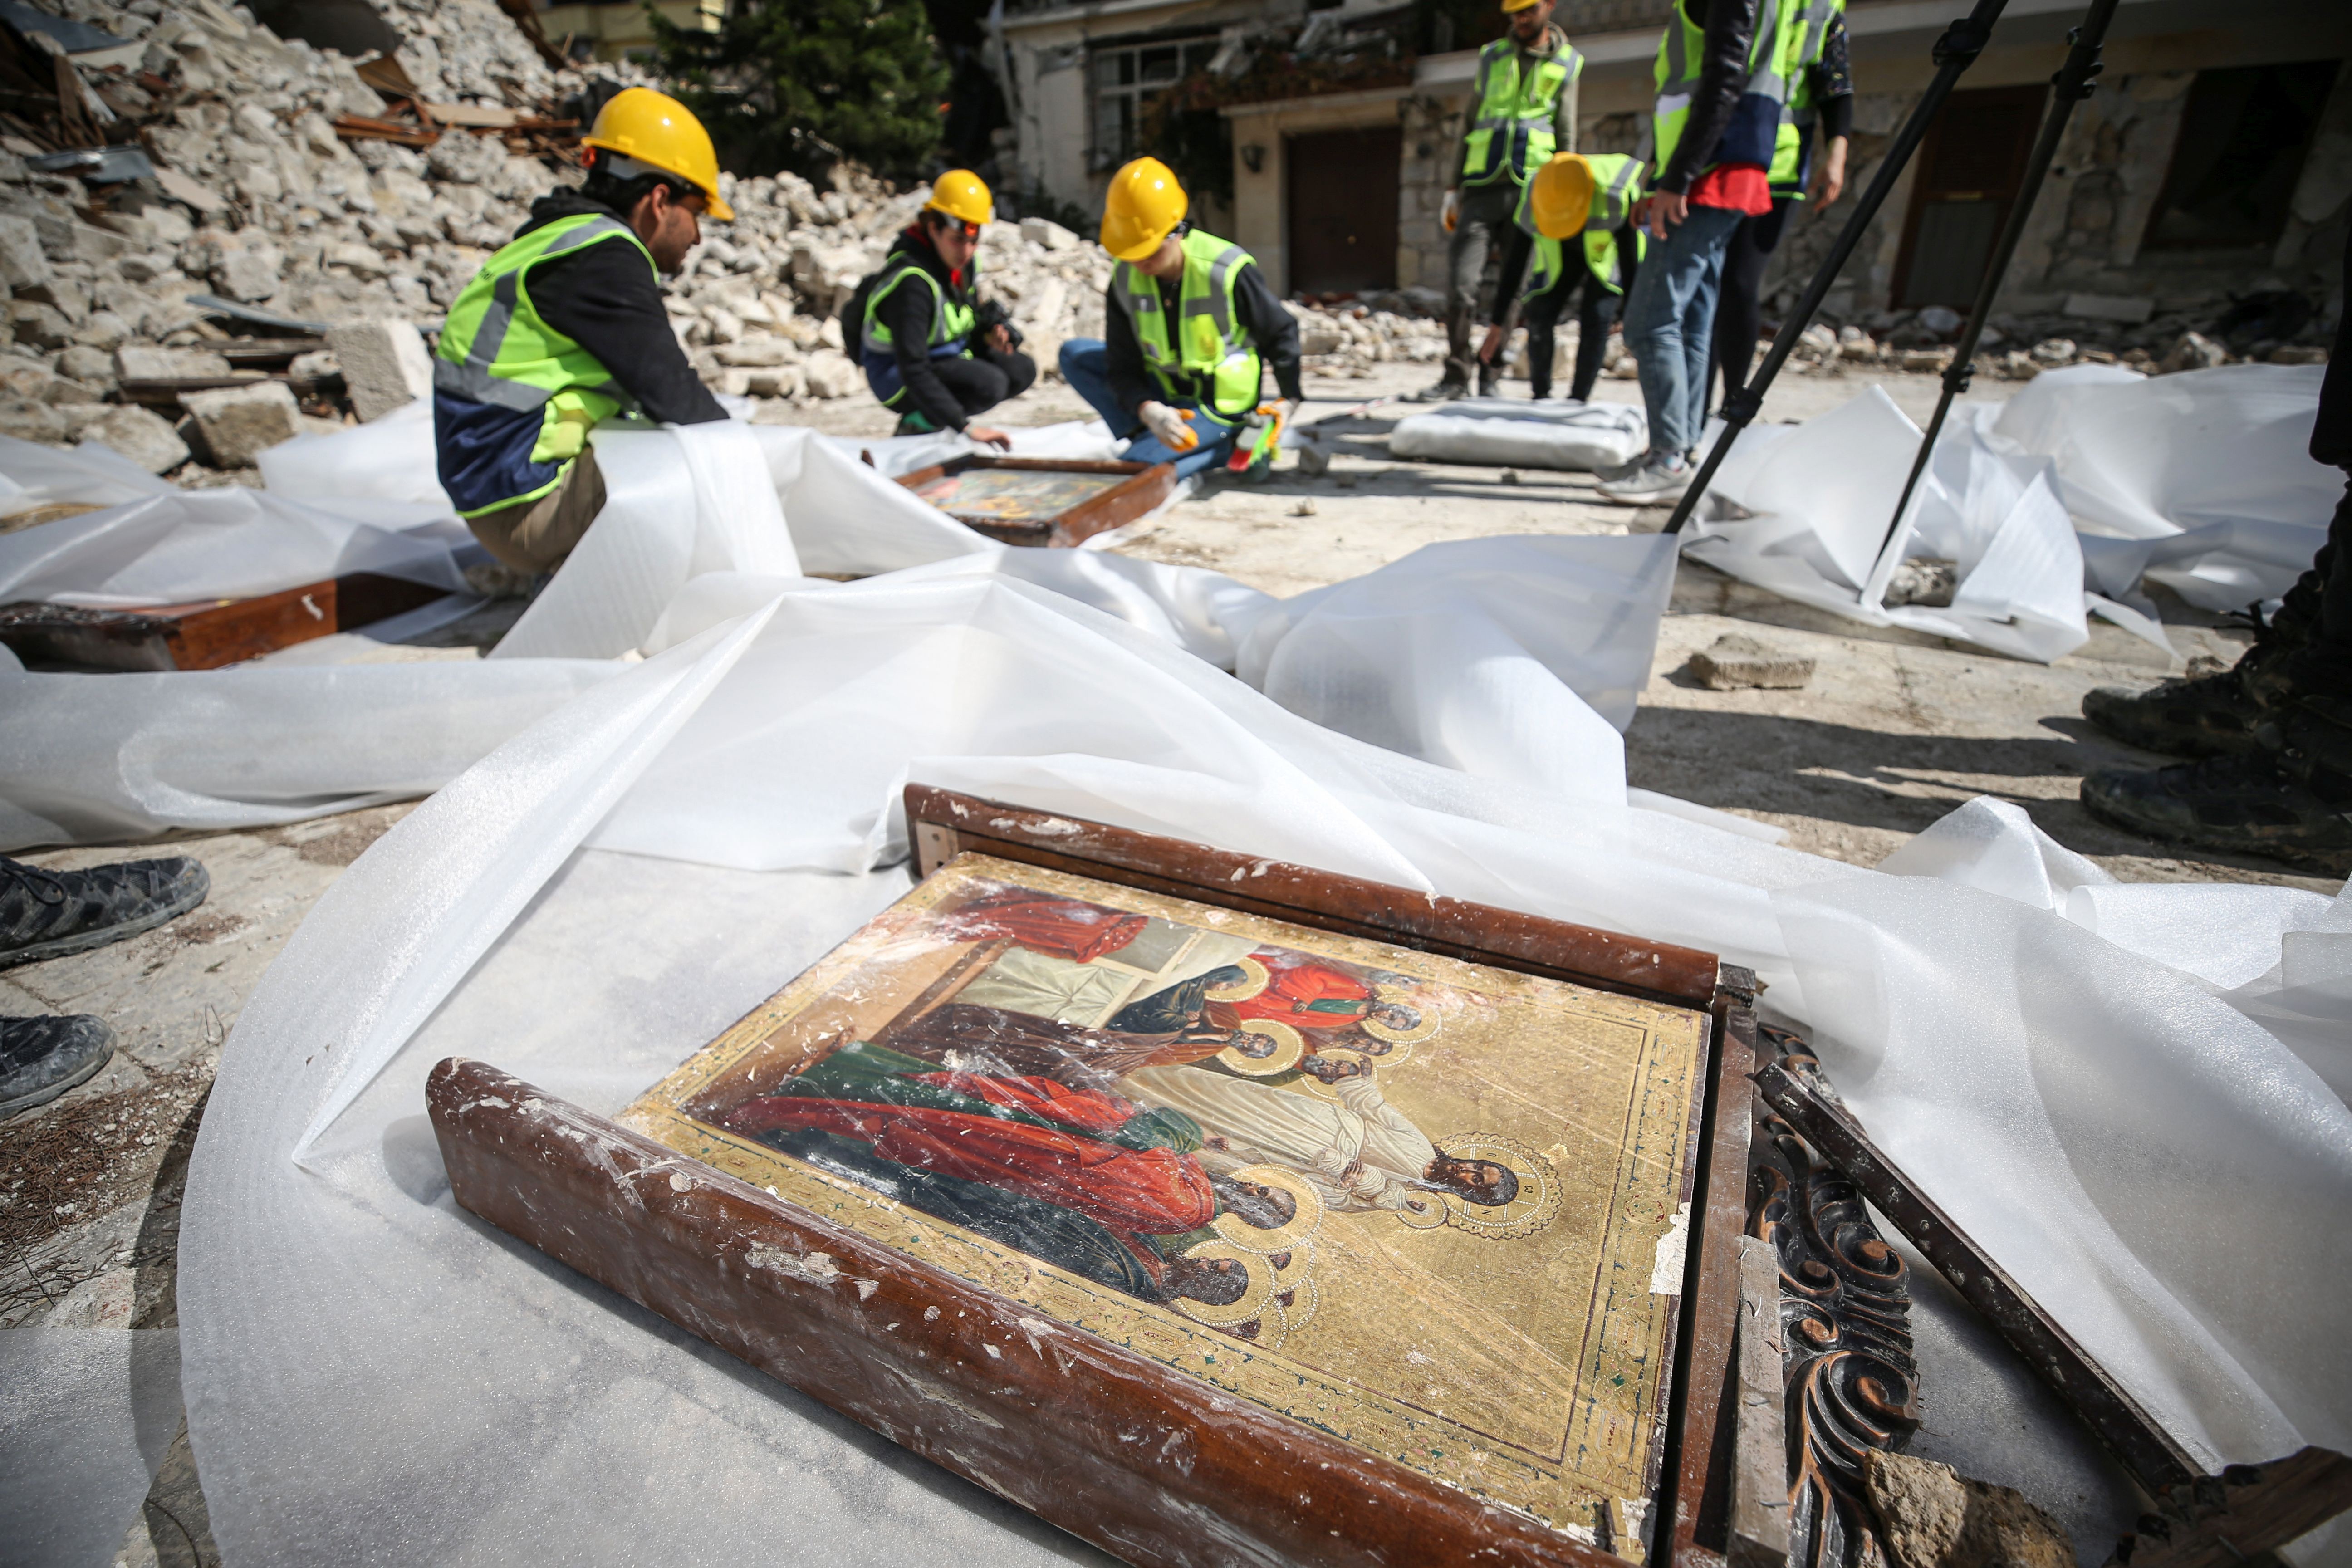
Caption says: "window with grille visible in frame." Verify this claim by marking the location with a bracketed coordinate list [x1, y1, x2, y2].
[1089, 36, 1220, 170]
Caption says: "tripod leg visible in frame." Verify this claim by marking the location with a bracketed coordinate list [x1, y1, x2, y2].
[1865, 0, 2126, 600]
[1661, 0, 2010, 537]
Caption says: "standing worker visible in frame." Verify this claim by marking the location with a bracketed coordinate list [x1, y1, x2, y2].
[1710, 1, 1852, 413]
[1598, 0, 1803, 504]
[1059, 157, 1302, 480]
[851, 170, 1035, 446]
[1475, 151, 1645, 403]
[434, 87, 730, 574]
[1420, 0, 1584, 403]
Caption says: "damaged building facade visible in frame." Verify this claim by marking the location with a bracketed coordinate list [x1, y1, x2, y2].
[994, 0, 2348, 343]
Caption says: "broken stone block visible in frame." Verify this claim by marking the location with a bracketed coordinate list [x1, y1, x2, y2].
[212, 243, 286, 304]
[2029, 338, 2077, 366]
[746, 365, 804, 399]
[1862, 1451, 2072, 1568]
[155, 167, 226, 216]
[1019, 216, 1078, 251]
[2159, 331, 2229, 374]
[95, 205, 194, 250]
[0, 397, 66, 442]
[54, 402, 116, 440]
[1687, 633, 1815, 691]
[1886, 558, 1959, 608]
[116, 345, 234, 382]
[182, 380, 301, 467]
[45, 377, 103, 407]
[117, 251, 179, 284]
[327, 240, 390, 280]
[289, 349, 341, 387]
[0, 359, 54, 400]
[802, 348, 860, 400]
[0, 213, 50, 291]
[54, 345, 113, 387]
[69, 310, 133, 351]
[715, 336, 797, 368]
[10, 301, 71, 351]
[323, 319, 433, 421]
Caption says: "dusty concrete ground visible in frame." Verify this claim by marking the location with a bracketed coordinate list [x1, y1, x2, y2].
[2, 355, 2333, 1561]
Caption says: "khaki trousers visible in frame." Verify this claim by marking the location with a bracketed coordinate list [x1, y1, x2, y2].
[463, 448, 608, 573]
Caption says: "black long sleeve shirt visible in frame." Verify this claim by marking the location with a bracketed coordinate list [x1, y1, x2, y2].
[1102, 237, 1303, 433]
[1656, 0, 1762, 196]
[519, 191, 725, 426]
[869, 227, 992, 432]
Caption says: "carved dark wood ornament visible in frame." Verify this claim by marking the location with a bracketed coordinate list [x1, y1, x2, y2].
[1751, 1024, 1921, 1568]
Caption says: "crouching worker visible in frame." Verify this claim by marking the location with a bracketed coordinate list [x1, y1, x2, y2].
[433, 88, 730, 574]
[854, 171, 1034, 447]
[1060, 157, 1300, 480]
[1478, 152, 1644, 402]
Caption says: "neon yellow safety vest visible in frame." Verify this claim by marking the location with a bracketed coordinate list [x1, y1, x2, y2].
[860, 256, 979, 362]
[1652, 0, 1801, 178]
[1108, 228, 1264, 420]
[1769, 0, 1845, 195]
[1515, 153, 1646, 298]
[1461, 34, 1586, 188]
[434, 212, 646, 514]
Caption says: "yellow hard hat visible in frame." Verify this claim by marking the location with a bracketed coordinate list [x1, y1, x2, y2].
[1100, 157, 1187, 262]
[926, 169, 993, 226]
[582, 87, 735, 222]
[1529, 152, 1595, 240]
[1501, 0, 1545, 11]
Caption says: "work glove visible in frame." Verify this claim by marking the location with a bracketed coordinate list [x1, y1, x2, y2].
[1441, 189, 1460, 233]
[1137, 400, 1198, 453]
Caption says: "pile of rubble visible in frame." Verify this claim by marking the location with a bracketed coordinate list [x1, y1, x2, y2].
[1290, 299, 1450, 379]
[1774, 299, 2330, 381]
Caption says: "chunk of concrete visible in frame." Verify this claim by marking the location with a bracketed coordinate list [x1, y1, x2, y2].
[323, 318, 432, 421]
[1687, 633, 1815, 691]
[1019, 216, 1078, 252]
[182, 379, 300, 467]
[802, 348, 859, 400]
[715, 335, 797, 367]
[78, 403, 190, 473]
[0, 396, 65, 442]
[2161, 331, 2229, 374]
[116, 345, 234, 382]
[55, 345, 114, 388]
[212, 243, 285, 303]
[1862, 1450, 2073, 1568]
[10, 300, 71, 350]
[0, 213, 50, 290]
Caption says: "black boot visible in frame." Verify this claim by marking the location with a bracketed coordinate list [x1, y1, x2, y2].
[0, 855, 210, 970]
[1475, 364, 1499, 398]
[2082, 592, 2317, 758]
[1409, 379, 1468, 403]
[2081, 692, 2352, 869]
[1, 1014, 115, 1117]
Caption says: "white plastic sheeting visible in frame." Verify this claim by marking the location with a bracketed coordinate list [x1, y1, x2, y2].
[169, 568, 2352, 1566]
[1389, 397, 1648, 471]
[0, 434, 173, 518]
[0, 1328, 184, 1568]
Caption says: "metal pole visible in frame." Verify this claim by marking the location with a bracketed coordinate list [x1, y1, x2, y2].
[1866, 0, 2123, 586]
[1660, 0, 2009, 536]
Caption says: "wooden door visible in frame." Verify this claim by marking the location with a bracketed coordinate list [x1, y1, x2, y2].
[1891, 84, 2048, 309]
[1285, 125, 1402, 295]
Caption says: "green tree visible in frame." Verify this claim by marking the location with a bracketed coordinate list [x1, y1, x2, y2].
[652, 0, 950, 181]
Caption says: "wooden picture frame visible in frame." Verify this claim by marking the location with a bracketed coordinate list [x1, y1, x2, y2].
[0, 572, 449, 671]
[890, 456, 1177, 547]
[428, 786, 1764, 1568]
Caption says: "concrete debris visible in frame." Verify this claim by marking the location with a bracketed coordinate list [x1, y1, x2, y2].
[1885, 558, 1960, 609]
[181, 379, 300, 467]
[325, 318, 432, 421]
[1686, 633, 1815, 691]
[78, 403, 190, 472]
[1861, 1451, 2073, 1568]
[1290, 294, 1448, 379]
[2161, 331, 2230, 375]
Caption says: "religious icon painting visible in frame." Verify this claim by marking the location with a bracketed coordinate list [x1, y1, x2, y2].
[621, 852, 1712, 1546]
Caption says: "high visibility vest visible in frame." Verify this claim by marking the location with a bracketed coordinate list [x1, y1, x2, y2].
[860, 255, 978, 361]
[1461, 34, 1586, 188]
[1109, 227, 1263, 420]
[1769, 0, 1845, 196]
[434, 212, 646, 513]
[1515, 152, 1646, 298]
[1652, 0, 1801, 178]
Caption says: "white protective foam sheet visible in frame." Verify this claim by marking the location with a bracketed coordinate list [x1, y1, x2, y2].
[174, 568, 2352, 1567]
[0, 433, 173, 517]
[1388, 398, 1648, 471]
[0, 1328, 185, 1568]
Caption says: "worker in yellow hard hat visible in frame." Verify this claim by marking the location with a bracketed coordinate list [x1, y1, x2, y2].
[1421, 0, 1583, 402]
[433, 87, 730, 573]
[846, 169, 1032, 445]
[1475, 151, 1647, 403]
[1060, 157, 1301, 479]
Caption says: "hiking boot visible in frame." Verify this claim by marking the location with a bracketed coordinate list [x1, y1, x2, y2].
[2082, 638, 2300, 759]
[1, 1014, 115, 1117]
[1409, 380, 1468, 404]
[2081, 695, 2352, 869]
[0, 855, 209, 970]
[892, 411, 942, 436]
[1597, 453, 1692, 506]
[1476, 365, 1499, 398]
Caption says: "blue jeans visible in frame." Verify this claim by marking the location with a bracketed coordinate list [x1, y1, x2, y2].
[1059, 339, 1240, 480]
[1622, 203, 1747, 459]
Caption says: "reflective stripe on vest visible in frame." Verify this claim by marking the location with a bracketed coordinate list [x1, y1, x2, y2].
[1651, 0, 1797, 176]
[1109, 228, 1262, 420]
[1769, 0, 1844, 192]
[433, 214, 639, 413]
[860, 255, 980, 358]
[1462, 36, 1586, 188]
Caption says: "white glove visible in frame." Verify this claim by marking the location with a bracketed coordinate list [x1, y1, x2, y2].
[1137, 399, 1198, 452]
[1441, 189, 1460, 233]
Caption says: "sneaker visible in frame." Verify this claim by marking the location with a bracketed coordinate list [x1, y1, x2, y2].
[2081, 696, 2352, 869]
[1409, 380, 1468, 404]
[0, 1014, 115, 1117]
[0, 855, 210, 971]
[2081, 639, 2299, 760]
[1591, 455, 1646, 484]
[1596, 454, 1691, 506]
